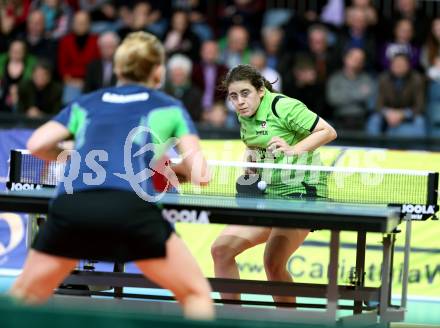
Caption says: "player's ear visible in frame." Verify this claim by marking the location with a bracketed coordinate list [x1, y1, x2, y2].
[258, 86, 265, 97]
[113, 63, 121, 80]
[151, 64, 165, 88]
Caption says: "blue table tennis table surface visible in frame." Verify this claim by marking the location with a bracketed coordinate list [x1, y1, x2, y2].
[0, 188, 398, 214]
[0, 188, 401, 232]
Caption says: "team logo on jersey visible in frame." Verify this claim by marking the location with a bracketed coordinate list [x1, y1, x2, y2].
[102, 92, 149, 103]
[261, 121, 267, 129]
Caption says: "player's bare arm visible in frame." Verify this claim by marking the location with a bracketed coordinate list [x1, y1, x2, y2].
[27, 121, 72, 161]
[268, 118, 337, 156]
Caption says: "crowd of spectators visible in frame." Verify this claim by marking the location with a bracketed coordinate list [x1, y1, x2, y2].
[1, 0, 440, 138]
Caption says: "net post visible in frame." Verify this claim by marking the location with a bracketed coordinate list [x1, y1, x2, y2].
[427, 173, 439, 205]
[7, 150, 22, 188]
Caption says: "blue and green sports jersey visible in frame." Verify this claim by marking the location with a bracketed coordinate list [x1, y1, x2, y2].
[53, 84, 196, 196]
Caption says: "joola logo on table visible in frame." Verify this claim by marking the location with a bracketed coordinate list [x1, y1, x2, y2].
[162, 209, 210, 223]
[10, 182, 42, 191]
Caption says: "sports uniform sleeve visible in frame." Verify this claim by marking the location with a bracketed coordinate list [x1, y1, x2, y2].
[52, 105, 71, 127]
[52, 102, 88, 137]
[278, 98, 319, 133]
[148, 105, 197, 141]
[173, 106, 198, 138]
[147, 104, 198, 159]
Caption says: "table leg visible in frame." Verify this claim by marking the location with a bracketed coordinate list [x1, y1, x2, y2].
[326, 230, 340, 319]
[113, 262, 125, 298]
[354, 231, 366, 314]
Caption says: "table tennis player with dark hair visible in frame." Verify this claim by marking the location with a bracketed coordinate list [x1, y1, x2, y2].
[211, 64, 337, 305]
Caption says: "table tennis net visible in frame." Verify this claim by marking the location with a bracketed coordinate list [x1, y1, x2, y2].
[8, 150, 63, 187]
[7, 149, 438, 206]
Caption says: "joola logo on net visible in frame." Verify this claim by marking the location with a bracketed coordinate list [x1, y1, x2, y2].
[401, 204, 436, 220]
[162, 209, 210, 224]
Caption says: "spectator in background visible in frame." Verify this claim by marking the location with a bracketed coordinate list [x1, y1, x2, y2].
[202, 102, 228, 128]
[283, 54, 327, 119]
[345, 0, 377, 27]
[336, 7, 377, 71]
[58, 11, 100, 104]
[83, 31, 119, 93]
[421, 18, 440, 72]
[249, 50, 282, 91]
[164, 54, 203, 122]
[22, 10, 58, 68]
[381, 0, 428, 46]
[260, 26, 291, 74]
[218, 0, 265, 42]
[367, 53, 425, 137]
[422, 20, 440, 137]
[117, 2, 148, 40]
[0, 3, 16, 52]
[218, 25, 251, 69]
[425, 56, 440, 138]
[281, 1, 329, 51]
[17, 60, 62, 118]
[192, 40, 228, 111]
[137, 1, 169, 37]
[0, 40, 36, 112]
[117, 2, 162, 41]
[32, 0, 72, 40]
[0, 0, 32, 36]
[79, 0, 119, 33]
[172, 0, 213, 41]
[305, 24, 339, 84]
[427, 57, 440, 82]
[327, 48, 375, 130]
[163, 10, 201, 61]
[379, 18, 421, 71]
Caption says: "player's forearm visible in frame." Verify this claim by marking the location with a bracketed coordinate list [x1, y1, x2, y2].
[177, 135, 211, 186]
[27, 121, 72, 161]
[291, 127, 337, 155]
[184, 152, 210, 186]
[30, 146, 66, 161]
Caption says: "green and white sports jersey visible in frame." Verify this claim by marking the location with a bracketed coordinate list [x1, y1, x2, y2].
[238, 89, 327, 197]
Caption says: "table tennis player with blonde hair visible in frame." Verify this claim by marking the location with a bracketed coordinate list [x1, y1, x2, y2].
[9, 31, 214, 320]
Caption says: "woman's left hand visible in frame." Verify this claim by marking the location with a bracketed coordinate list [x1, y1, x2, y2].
[267, 137, 295, 156]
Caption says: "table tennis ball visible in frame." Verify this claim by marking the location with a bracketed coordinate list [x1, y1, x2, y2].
[257, 180, 267, 191]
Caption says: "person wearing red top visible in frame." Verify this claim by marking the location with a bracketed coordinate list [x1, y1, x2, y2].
[3, 0, 32, 32]
[58, 10, 100, 104]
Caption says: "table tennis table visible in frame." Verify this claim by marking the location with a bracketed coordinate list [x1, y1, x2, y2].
[0, 188, 413, 326]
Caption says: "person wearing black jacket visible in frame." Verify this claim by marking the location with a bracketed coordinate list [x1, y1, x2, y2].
[18, 60, 62, 118]
[83, 31, 119, 93]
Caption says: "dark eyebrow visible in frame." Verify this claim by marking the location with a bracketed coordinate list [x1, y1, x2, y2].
[231, 88, 249, 93]
[228, 88, 251, 97]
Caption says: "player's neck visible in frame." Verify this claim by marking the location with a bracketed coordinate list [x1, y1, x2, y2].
[117, 78, 158, 89]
